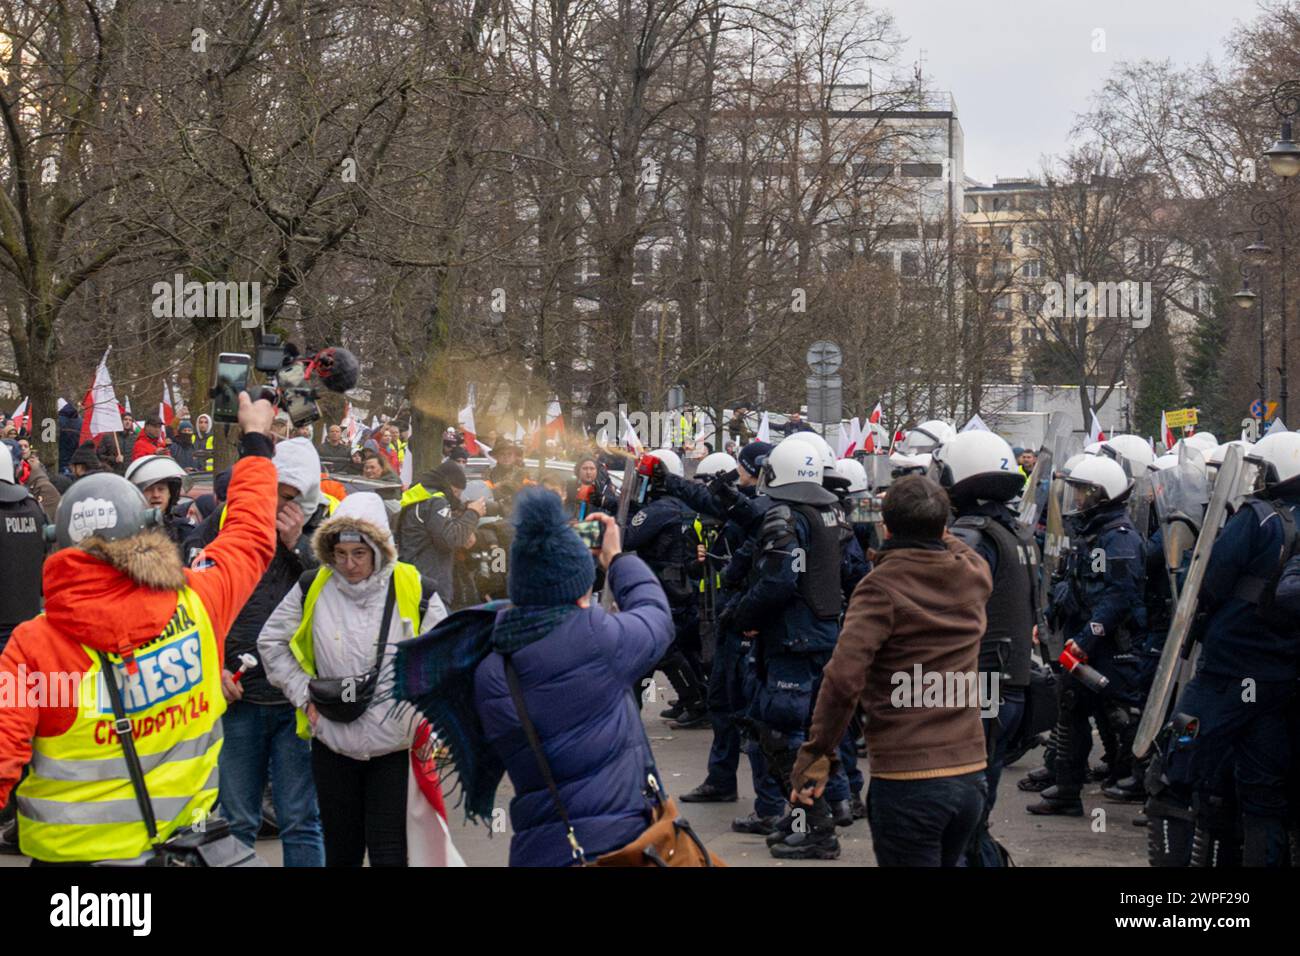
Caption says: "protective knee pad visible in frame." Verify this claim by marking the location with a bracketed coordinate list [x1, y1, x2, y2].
[1144, 796, 1195, 868]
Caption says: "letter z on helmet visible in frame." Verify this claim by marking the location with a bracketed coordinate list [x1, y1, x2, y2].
[931, 431, 1023, 503]
[48, 472, 163, 548]
[1062, 455, 1132, 516]
[763, 437, 838, 505]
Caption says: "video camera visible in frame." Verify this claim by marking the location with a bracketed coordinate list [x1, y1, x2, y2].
[253, 335, 359, 426]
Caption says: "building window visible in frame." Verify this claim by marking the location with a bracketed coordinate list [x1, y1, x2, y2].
[1023, 259, 1042, 278]
[900, 251, 921, 276]
[900, 163, 943, 178]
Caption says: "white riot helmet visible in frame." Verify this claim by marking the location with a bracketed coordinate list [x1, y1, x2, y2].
[124, 454, 186, 509]
[1098, 434, 1156, 471]
[1184, 432, 1218, 452]
[890, 451, 930, 478]
[695, 451, 737, 480]
[900, 420, 956, 456]
[785, 431, 837, 476]
[833, 457, 868, 495]
[1062, 455, 1132, 516]
[649, 448, 684, 478]
[1246, 432, 1300, 491]
[929, 431, 1023, 503]
[762, 436, 838, 505]
[1205, 440, 1252, 472]
[1059, 453, 1087, 478]
[1152, 451, 1208, 478]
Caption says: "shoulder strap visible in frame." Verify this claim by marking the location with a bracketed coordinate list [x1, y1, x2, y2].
[95, 651, 160, 844]
[298, 567, 322, 600]
[373, 574, 398, 671]
[502, 654, 587, 863]
[418, 575, 437, 619]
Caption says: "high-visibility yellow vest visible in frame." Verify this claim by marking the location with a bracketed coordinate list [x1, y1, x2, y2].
[199, 433, 214, 472]
[395, 439, 408, 464]
[399, 483, 444, 511]
[16, 588, 224, 863]
[693, 517, 723, 591]
[288, 563, 424, 740]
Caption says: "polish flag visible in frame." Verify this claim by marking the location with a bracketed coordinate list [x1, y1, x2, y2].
[756, 411, 771, 443]
[80, 349, 124, 442]
[961, 414, 990, 432]
[10, 398, 30, 434]
[1161, 410, 1175, 451]
[544, 399, 564, 437]
[457, 404, 481, 455]
[1088, 411, 1106, 444]
[834, 425, 850, 458]
[842, 416, 862, 457]
[621, 411, 644, 454]
[890, 429, 906, 453]
[868, 403, 883, 426]
[341, 402, 358, 445]
[406, 723, 466, 867]
[160, 381, 177, 428]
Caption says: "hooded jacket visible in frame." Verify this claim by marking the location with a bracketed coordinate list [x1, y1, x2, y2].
[473, 554, 674, 867]
[0, 446, 278, 809]
[184, 438, 326, 703]
[394, 467, 478, 605]
[57, 405, 81, 473]
[793, 532, 993, 784]
[21, 458, 61, 522]
[259, 493, 448, 760]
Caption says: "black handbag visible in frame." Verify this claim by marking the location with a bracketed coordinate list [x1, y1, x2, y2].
[307, 575, 397, 723]
[95, 651, 266, 867]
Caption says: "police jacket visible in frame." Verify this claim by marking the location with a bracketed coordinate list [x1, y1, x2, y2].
[949, 500, 1035, 687]
[1055, 502, 1145, 664]
[624, 492, 699, 612]
[730, 498, 842, 655]
[0, 490, 46, 649]
[1198, 493, 1300, 682]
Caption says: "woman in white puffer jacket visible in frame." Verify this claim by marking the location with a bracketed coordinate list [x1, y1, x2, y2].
[259, 492, 447, 865]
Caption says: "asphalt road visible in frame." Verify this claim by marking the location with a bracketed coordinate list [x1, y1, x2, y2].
[1, 678, 1149, 867]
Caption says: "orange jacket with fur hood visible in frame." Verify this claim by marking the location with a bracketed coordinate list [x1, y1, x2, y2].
[0, 453, 278, 808]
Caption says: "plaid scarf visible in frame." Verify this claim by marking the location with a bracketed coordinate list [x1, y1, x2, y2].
[391, 600, 579, 824]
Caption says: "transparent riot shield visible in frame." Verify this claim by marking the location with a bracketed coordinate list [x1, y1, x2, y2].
[1017, 412, 1068, 529]
[1151, 461, 1209, 605]
[1134, 444, 1246, 758]
[863, 455, 894, 494]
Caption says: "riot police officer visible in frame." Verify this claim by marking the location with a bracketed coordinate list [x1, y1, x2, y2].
[723, 435, 845, 859]
[1029, 455, 1145, 817]
[932, 431, 1036, 863]
[625, 448, 709, 727]
[1147, 432, 1300, 866]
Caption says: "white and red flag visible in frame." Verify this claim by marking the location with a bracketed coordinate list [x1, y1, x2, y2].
[10, 398, 30, 434]
[1088, 410, 1106, 444]
[406, 723, 466, 867]
[160, 380, 177, 428]
[457, 404, 482, 455]
[1161, 410, 1175, 451]
[79, 348, 123, 443]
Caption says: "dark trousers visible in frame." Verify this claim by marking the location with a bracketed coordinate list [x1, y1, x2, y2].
[969, 686, 1025, 866]
[310, 742, 409, 867]
[866, 771, 987, 867]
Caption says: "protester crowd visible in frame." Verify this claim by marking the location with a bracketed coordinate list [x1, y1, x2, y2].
[0, 395, 1296, 869]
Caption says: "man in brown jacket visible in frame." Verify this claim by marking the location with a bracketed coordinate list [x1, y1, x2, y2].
[790, 475, 994, 866]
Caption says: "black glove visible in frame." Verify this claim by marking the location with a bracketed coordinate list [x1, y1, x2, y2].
[708, 471, 740, 505]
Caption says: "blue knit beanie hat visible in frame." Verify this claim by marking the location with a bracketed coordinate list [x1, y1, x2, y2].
[508, 486, 596, 606]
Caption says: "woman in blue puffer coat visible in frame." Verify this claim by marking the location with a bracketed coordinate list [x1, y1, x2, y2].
[473, 488, 673, 866]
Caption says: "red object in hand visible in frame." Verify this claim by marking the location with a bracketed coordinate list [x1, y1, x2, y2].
[577, 484, 593, 502]
[1059, 643, 1087, 669]
[637, 454, 660, 478]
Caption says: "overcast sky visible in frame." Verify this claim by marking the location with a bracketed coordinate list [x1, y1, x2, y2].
[885, 0, 1259, 183]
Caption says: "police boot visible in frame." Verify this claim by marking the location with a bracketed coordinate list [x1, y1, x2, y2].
[658, 698, 683, 720]
[1026, 785, 1084, 816]
[768, 800, 841, 861]
[680, 781, 738, 803]
[731, 811, 781, 835]
[1017, 764, 1054, 792]
[830, 799, 854, 828]
[1102, 775, 1147, 803]
[850, 793, 867, 820]
[765, 811, 798, 846]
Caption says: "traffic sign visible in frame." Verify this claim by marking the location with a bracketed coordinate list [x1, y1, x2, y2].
[806, 341, 842, 377]
[1250, 400, 1279, 420]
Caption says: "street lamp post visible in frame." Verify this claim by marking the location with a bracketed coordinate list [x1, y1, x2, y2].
[1233, 258, 1266, 410]
[1250, 199, 1291, 420]
[1260, 81, 1300, 420]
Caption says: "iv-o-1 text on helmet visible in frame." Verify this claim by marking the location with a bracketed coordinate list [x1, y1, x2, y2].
[47, 472, 163, 548]
[931, 431, 1023, 503]
[763, 437, 838, 505]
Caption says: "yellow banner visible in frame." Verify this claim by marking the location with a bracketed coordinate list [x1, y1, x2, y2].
[1164, 408, 1198, 428]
